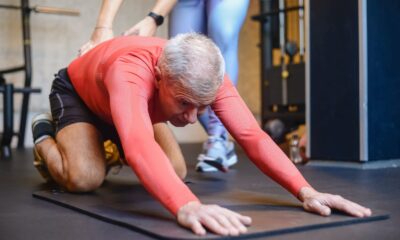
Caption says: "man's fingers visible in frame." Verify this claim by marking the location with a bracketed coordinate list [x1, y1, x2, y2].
[238, 214, 252, 225]
[178, 202, 252, 236]
[212, 214, 240, 236]
[220, 207, 252, 227]
[190, 220, 206, 236]
[203, 206, 251, 236]
[304, 198, 331, 216]
[225, 215, 248, 234]
[300, 188, 372, 218]
[200, 215, 229, 236]
[327, 195, 372, 217]
[178, 215, 206, 236]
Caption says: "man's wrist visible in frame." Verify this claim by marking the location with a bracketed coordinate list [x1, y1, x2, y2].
[298, 186, 317, 202]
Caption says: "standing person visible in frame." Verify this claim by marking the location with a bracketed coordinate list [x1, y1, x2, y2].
[168, 0, 250, 172]
[34, 33, 371, 237]
[80, 0, 250, 172]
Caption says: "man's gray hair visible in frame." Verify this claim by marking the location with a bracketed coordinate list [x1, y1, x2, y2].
[158, 33, 225, 105]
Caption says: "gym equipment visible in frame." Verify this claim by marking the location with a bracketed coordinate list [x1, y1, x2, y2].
[264, 118, 285, 142]
[285, 41, 299, 63]
[252, 1, 306, 143]
[33, 178, 388, 239]
[0, 0, 79, 159]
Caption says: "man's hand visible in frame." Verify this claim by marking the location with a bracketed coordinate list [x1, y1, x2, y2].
[299, 187, 372, 217]
[177, 201, 252, 236]
[122, 16, 157, 37]
[79, 27, 113, 56]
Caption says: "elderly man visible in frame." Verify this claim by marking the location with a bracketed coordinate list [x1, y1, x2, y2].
[32, 33, 371, 236]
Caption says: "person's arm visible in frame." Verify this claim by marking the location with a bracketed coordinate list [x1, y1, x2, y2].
[79, 0, 124, 56]
[104, 59, 251, 236]
[79, 0, 177, 56]
[122, 0, 177, 36]
[211, 76, 371, 218]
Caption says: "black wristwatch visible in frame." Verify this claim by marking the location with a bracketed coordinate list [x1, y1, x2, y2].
[148, 12, 164, 26]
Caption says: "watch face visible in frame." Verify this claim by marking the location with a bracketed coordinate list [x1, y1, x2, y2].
[148, 12, 164, 26]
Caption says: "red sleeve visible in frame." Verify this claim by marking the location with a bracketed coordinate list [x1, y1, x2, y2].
[211, 75, 311, 198]
[104, 59, 199, 216]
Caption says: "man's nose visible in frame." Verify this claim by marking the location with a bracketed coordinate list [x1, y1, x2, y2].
[183, 107, 198, 124]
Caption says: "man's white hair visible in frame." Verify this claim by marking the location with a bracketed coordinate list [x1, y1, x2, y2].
[158, 33, 225, 105]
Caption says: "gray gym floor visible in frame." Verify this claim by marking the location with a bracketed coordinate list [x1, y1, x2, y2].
[1, 144, 399, 240]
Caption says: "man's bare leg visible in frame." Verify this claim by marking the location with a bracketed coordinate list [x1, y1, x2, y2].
[35, 122, 106, 192]
[153, 122, 187, 179]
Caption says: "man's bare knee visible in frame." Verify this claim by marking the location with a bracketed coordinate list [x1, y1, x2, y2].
[65, 171, 105, 192]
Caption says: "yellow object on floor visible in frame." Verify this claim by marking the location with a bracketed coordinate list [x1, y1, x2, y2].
[104, 139, 126, 174]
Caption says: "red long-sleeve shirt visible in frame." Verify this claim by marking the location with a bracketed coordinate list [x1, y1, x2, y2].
[68, 36, 310, 216]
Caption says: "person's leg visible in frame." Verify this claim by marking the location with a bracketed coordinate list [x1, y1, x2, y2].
[153, 122, 187, 179]
[169, 0, 207, 37]
[205, 0, 249, 137]
[195, 0, 249, 172]
[34, 121, 106, 192]
[32, 69, 108, 191]
[207, 0, 249, 85]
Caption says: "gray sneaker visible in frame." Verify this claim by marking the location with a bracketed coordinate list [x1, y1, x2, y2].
[196, 136, 238, 172]
[32, 112, 54, 145]
[31, 112, 54, 182]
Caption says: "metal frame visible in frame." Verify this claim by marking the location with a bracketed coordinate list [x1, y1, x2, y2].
[0, 0, 40, 159]
[358, 0, 368, 161]
[0, 0, 78, 159]
[305, 0, 311, 158]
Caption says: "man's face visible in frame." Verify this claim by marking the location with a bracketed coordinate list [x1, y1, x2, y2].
[156, 76, 207, 127]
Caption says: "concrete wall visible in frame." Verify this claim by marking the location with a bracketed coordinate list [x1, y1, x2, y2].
[0, 0, 261, 146]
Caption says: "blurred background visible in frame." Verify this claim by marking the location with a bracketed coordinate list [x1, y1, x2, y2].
[0, 0, 261, 146]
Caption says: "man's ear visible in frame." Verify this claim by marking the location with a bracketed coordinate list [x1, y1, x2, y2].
[154, 66, 162, 89]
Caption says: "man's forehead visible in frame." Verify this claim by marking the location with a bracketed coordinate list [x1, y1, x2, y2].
[167, 81, 216, 105]
[172, 92, 211, 107]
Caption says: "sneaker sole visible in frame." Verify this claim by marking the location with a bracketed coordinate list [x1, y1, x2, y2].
[196, 154, 238, 172]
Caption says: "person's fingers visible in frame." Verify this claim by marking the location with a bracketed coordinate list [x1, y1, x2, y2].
[326, 195, 372, 217]
[199, 215, 229, 236]
[363, 207, 372, 217]
[304, 198, 331, 216]
[237, 214, 252, 225]
[178, 203, 252, 236]
[78, 42, 93, 56]
[177, 214, 206, 236]
[212, 213, 240, 236]
[226, 215, 248, 234]
[79, 44, 87, 53]
[212, 206, 249, 235]
[219, 207, 252, 230]
[190, 219, 207, 236]
[123, 28, 139, 36]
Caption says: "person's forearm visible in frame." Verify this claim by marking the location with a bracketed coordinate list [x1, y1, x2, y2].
[151, 0, 177, 16]
[212, 76, 312, 198]
[95, 0, 124, 28]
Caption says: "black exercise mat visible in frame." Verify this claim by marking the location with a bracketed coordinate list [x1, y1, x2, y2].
[33, 179, 388, 240]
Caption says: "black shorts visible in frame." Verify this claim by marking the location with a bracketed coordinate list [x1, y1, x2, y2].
[49, 68, 123, 154]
